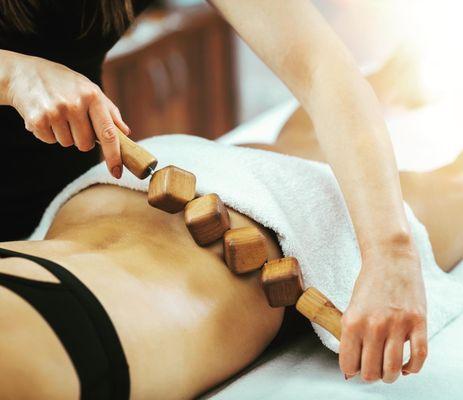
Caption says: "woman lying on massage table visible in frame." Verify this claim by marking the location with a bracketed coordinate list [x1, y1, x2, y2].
[0, 112, 461, 399]
[0, 0, 430, 396]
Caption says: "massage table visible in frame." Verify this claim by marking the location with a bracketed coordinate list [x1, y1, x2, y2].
[200, 99, 463, 400]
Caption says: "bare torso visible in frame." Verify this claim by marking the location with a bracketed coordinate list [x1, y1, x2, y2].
[1, 107, 463, 399]
[0, 184, 283, 399]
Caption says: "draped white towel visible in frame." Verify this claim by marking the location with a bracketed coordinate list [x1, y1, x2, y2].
[30, 134, 463, 354]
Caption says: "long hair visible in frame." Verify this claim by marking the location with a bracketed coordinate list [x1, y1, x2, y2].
[0, 0, 134, 35]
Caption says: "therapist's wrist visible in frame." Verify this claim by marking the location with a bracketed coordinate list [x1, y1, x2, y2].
[360, 229, 418, 268]
[0, 50, 29, 106]
[0, 50, 17, 106]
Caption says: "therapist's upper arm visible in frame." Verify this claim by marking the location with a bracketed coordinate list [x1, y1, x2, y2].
[206, 0, 353, 95]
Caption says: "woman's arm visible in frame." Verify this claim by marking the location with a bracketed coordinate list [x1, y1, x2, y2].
[0, 49, 130, 178]
[209, 0, 427, 383]
[0, 50, 13, 105]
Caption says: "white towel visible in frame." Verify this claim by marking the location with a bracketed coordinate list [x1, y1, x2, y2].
[30, 134, 463, 353]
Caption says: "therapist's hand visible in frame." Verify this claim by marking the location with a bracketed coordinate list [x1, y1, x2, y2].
[339, 243, 427, 383]
[5, 52, 130, 178]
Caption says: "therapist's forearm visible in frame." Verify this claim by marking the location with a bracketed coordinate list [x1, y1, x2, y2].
[209, 0, 413, 258]
[308, 63, 411, 256]
[211, 2, 429, 381]
[0, 50, 15, 105]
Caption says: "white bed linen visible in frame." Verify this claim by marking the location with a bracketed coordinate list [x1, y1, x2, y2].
[205, 99, 463, 400]
[203, 302, 463, 400]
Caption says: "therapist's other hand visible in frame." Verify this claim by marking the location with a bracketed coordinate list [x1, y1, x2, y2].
[6, 53, 130, 178]
[339, 242, 427, 384]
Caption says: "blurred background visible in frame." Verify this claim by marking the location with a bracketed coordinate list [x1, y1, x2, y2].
[103, 0, 463, 165]
[103, 0, 292, 141]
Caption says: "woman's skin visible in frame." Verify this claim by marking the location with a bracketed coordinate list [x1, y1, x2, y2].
[0, 186, 284, 400]
[274, 107, 463, 274]
[209, 0, 427, 382]
[0, 49, 131, 179]
[0, 1, 426, 379]
[0, 109, 462, 398]
[0, 2, 435, 388]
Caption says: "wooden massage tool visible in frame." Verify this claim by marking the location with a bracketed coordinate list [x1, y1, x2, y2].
[99, 129, 196, 213]
[108, 130, 343, 340]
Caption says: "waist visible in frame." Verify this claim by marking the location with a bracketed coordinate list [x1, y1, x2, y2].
[44, 184, 282, 264]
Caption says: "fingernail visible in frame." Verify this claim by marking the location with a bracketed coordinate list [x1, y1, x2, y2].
[344, 373, 356, 380]
[402, 370, 411, 376]
[111, 166, 122, 179]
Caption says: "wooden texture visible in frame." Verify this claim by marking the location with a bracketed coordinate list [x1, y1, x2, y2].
[223, 227, 267, 274]
[184, 193, 230, 246]
[296, 287, 343, 340]
[116, 128, 158, 179]
[103, 4, 237, 140]
[261, 257, 304, 307]
[148, 165, 196, 213]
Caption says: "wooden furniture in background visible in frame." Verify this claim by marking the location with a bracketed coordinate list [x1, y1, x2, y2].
[103, 4, 237, 141]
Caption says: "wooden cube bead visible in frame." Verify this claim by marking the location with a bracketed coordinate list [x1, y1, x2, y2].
[261, 257, 304, 307]
[184, 193, 230, 246]
[223, 227, 268, 274]
[296, 287, 343, 340]
[148, 165, 196, 213]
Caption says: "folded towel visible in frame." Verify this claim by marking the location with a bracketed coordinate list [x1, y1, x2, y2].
[30, 134, 463, 354]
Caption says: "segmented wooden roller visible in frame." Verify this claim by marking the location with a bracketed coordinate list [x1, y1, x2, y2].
[148, 165, 196, 213]
[111, 128, 158, 179]
[223, 227, 268, 274]
[184, 194, 231, 246]
[296, 287, 343, 340]
[109, 132, 342, 340]
[261, 257, 304, 307]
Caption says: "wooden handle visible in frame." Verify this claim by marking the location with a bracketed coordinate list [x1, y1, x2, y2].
[116, 130, 158, 179]
[296, 287, 343, 340]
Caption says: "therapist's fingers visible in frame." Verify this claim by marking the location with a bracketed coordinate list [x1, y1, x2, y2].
[88, 98, 122, 179]
[339, 321, 362, 378]
[50, 117, 74, 148]
[402, 321, 428, 375]
[360, 326, 387, 382]
[25, 113, 57, 144]
[33, 124, 57, 144]
[106, 99, 131, 137]
[68, 111, 95, 152]
[382, 333, 405, 383]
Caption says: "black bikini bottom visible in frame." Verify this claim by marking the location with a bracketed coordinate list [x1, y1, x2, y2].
[0, 247, 130, 400]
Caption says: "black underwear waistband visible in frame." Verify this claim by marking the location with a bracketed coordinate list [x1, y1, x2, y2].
[0, 247, 130, 400]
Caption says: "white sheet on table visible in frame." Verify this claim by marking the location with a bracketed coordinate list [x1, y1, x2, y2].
[203, 262, 463, 400]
